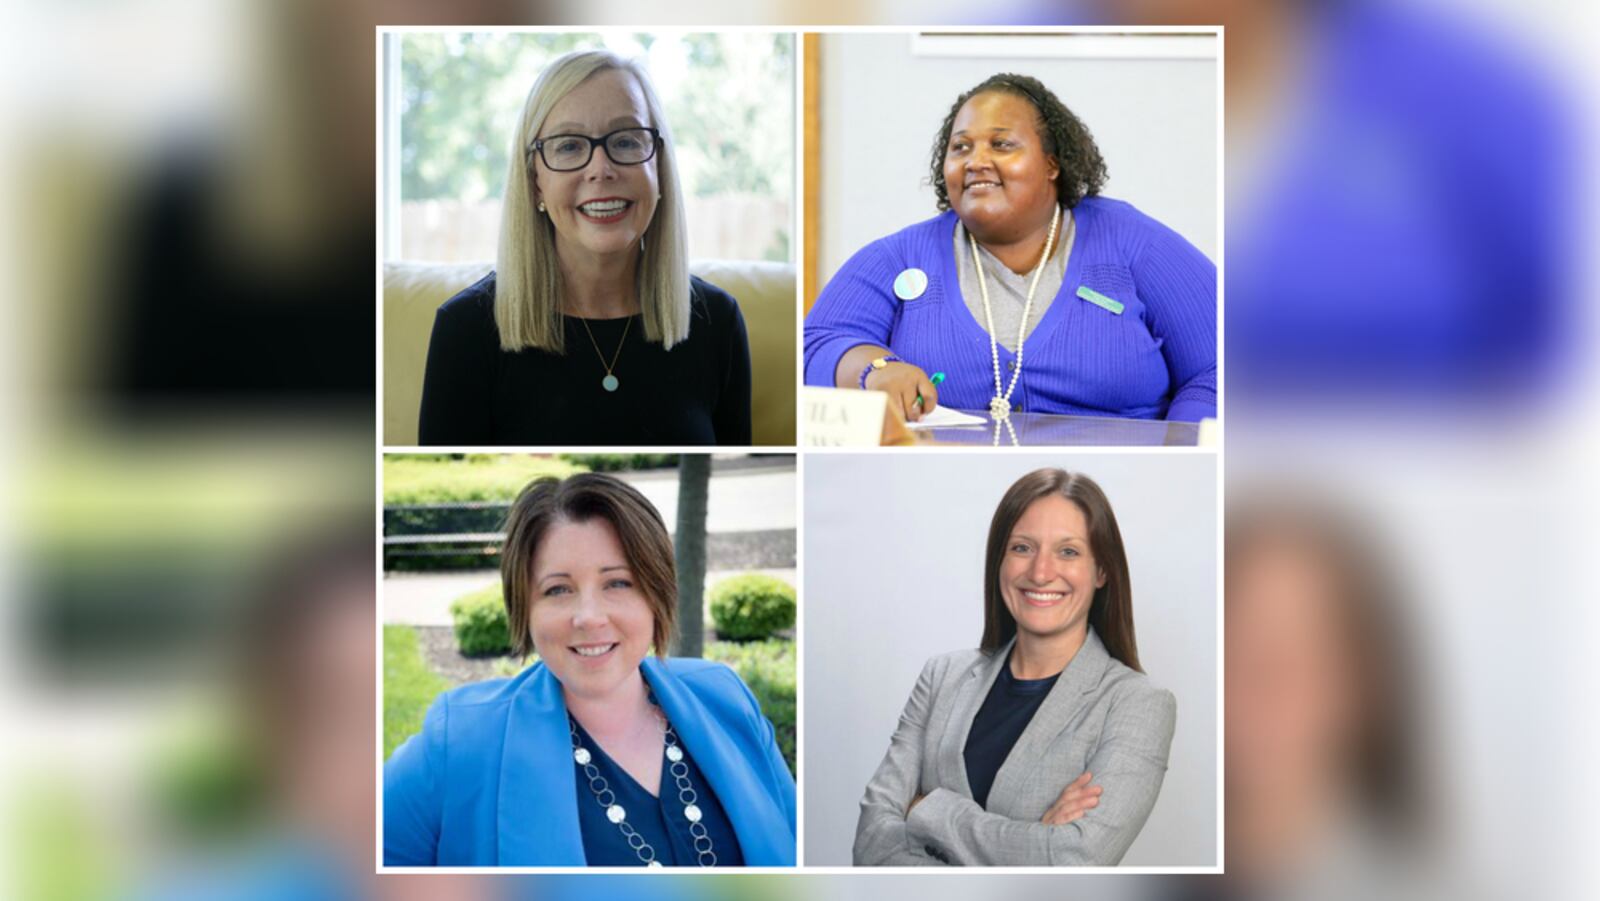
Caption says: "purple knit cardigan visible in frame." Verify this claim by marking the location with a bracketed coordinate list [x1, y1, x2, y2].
[804, 197, 1217, 422]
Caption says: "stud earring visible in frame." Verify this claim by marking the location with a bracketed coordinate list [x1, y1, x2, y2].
[537, 201, 546, 213]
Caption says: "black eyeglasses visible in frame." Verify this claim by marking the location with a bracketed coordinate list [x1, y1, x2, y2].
[529, 127, 661, 172]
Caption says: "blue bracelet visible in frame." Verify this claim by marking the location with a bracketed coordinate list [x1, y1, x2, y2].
[859, 355, 905, 389]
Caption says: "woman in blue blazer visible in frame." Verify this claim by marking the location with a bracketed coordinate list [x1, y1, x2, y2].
[384, 473, 796, 867]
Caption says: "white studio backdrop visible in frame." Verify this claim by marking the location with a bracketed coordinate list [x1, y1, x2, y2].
[818, 32, 1219, 286]
[801, 452, 1218, 866]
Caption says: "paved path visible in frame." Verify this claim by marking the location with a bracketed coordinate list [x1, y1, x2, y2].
[383, 571, 499, 626]
[614, 468, 795, 534]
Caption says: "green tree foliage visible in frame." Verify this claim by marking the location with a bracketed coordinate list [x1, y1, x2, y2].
[400, 33, 793, 259]
[402, 33, 592, 203]
[665, 33, 793, 198]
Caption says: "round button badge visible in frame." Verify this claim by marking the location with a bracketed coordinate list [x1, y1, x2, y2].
[893, 268, 928, 301]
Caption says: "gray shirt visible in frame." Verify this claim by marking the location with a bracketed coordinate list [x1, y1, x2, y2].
[953, 207, 1077, 353]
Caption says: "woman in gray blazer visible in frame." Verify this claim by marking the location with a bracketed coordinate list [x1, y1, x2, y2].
[854, 469, 1177, 866]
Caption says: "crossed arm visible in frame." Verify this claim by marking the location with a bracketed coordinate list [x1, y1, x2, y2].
[854, 660, 1177, 867]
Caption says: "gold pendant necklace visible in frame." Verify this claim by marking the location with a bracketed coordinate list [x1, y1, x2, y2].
[578, 315, 631, 392]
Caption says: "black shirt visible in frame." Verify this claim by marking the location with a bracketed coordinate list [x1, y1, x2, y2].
[417, 274, 752, 445]
[963, 656, 1062, 810]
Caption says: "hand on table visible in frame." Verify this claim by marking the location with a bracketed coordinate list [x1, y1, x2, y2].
[864, 361, 939, 422]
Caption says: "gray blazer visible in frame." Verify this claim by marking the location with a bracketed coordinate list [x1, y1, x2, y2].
[853, 628, 1176, 866]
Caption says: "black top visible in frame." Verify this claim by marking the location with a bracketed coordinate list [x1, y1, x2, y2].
[570, 716, 745, 867]
[963, 655, 1062, 810]
[114, 147, 373, 407]
[417, 274, 752, 446]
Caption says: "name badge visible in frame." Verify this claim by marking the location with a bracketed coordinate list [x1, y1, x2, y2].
[1076, 285, 1125, 315]
[894, 268, 929, 301]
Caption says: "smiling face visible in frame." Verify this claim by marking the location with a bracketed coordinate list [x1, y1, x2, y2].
[942, 90, 1061, 245]
[532, 68, 661, 270]
[998, 494, 1106, 643]
[526, 517, 656, 702]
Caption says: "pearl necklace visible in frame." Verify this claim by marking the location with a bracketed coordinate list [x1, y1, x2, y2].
[569, 702, 717, 867]
[969, 204, 1061, 422]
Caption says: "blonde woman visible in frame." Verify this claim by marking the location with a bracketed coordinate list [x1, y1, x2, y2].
[418, 50, 751, 445]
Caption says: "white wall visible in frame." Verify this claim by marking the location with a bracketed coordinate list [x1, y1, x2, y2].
[819, 33, 1218, 284]
[801, 452, 1218, 866]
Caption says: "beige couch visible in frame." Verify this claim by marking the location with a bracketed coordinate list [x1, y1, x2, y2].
[383, 260, 796, 445]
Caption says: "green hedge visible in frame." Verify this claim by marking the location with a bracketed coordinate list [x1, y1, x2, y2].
[707, 639, 796, 773]
[556, 453, 678, 473]
[449, 584, 512, 656]
[384, 504, 508, 536]
[384, 625, 454, 759]
[383, 455, 583, 505]
[709, 574, 796, 641]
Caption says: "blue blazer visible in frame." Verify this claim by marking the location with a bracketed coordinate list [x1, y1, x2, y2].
[384, 657, 796, 866]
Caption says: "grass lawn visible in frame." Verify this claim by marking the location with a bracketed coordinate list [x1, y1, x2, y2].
[383, 625, 453, 759]
[383, 455, 584, 505]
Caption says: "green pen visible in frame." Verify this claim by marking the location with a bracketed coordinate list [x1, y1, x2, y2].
[914, 371, 946, 409]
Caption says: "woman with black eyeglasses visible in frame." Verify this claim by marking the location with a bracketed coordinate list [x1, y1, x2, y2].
[418, 49, 752, 445]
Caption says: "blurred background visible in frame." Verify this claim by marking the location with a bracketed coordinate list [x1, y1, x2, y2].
[5, 2, 1597, 901]
[386, 31, 793, 264]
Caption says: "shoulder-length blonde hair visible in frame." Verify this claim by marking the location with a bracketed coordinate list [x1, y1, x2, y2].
[496, 49, 691, 353]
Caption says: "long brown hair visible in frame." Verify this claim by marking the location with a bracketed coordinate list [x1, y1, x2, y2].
[980, 469, 1142, 671]
[500, 473, 678, 658]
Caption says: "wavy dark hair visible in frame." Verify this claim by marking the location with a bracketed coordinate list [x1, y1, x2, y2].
[929, 72, 1108, 212]
[980, 469, 1140, 672]
[500, 473, 678, 659]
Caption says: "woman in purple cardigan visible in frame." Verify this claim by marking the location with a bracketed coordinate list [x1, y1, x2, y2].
[804, 73, 1216, 424]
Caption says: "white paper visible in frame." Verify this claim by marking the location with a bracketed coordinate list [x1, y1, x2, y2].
[907, 406, 988, 429]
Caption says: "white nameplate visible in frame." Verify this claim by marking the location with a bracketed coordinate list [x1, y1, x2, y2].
[803, 387, 888, 447]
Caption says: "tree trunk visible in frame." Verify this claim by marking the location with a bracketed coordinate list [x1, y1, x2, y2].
[673, 454, 711, 657]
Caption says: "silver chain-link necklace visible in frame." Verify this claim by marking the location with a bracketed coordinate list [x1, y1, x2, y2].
[569, 701, 718, 867]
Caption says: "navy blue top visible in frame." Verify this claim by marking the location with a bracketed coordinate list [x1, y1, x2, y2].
[963, 658, 1062, 810]
[570, 717, 745, 867]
